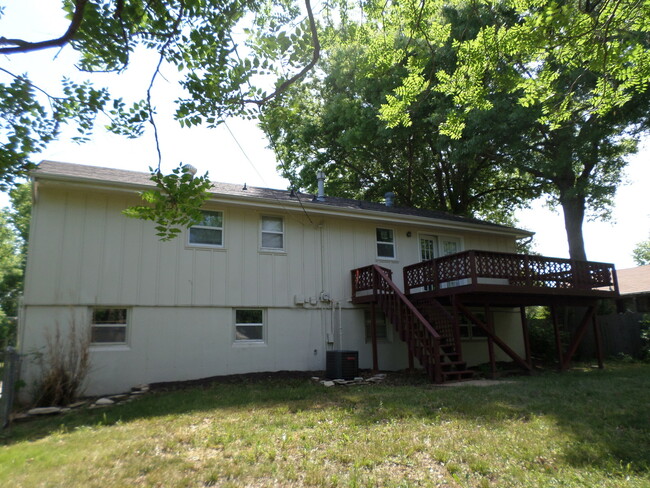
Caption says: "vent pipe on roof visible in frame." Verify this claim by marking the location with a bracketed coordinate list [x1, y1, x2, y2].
[182, 164, 197, 176]
[316, 171, 326, 202]
[384, 192, 395, 207]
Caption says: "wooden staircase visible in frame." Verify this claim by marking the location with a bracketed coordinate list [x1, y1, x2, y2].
[351, 265, 474, 383]
[410, 297, 475, 382]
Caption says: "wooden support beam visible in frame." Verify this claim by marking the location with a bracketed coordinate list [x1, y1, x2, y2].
[407, 313, 415, 371]
[561, 305, 596, 370]
[455, 301, 531, 371]
[370, 302, 379, 372]
[485, 303, 497, 378]
[520, 306, 532, 368]
[450, 295, 464, 361]
[593, 313, 604, 369]
[551, 305, 564, 369]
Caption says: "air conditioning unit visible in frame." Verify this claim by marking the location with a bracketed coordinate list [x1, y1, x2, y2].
[326, 350, 359, 380]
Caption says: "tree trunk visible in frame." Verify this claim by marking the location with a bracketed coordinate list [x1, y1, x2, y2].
[559, 188, 588, 261]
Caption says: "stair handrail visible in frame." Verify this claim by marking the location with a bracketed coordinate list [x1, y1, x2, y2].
[371, 265, 443, 383]
[371, 265, 441, 341]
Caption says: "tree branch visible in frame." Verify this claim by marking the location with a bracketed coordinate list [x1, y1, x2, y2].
[244, 0, 320, 105]
[0, 0, 88, 55]
[147, 1, 186, 171]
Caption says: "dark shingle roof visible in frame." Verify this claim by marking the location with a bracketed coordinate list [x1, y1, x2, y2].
[34, 160, 530, 235]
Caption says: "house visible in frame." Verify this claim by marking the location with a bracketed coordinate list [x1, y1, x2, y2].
[17, 161, 619, 396]
[615, 265, 650, 313]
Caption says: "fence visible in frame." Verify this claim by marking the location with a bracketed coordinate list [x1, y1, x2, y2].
[578, 312, 646, 359]
[1, 347, 20, 429]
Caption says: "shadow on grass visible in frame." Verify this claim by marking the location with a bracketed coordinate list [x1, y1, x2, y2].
[2, 364, 649, 475]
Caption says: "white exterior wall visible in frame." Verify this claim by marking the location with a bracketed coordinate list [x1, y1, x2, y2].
[19, 183, 523, 396]
[461, 309, 525, 366]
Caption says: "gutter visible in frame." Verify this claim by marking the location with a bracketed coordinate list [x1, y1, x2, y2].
[33, 170, 534, 240]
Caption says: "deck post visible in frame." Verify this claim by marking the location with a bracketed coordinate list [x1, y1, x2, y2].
[485, 303, 497, 378]
[432, 338, 443, 383]
[551, 305, 564, 370]
[370, 302, 379, 372]
[432, 260, 439, 290]
[455, 301, 531, 372]
[470, 251, 477, 287]
[520, 306, 532, 369]
[561, 305, 596, 370]
[407, 313, 415, 372]
[592, 313, 604, 369]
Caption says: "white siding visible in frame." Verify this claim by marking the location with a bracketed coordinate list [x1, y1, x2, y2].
[20, 183, 526, 396]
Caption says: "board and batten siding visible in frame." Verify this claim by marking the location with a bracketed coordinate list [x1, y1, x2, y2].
[19, 181, 524, 396]
[24, 185, 520, 308]
[24, 187, 323, 308]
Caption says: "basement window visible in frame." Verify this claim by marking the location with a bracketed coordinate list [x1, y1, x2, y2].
[189, 210, 224, 247]
[364, 310, 391, 342]
[459, 312, 489, 340]
[234, 309, 265, 343]
[376, 228, 395, 259]
[91, 308, 128, 344]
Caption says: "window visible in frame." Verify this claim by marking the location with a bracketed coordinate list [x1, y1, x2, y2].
[459, 312, 489, 340]
[364, 310, 391, 342]
[261, 216, 284, 250]
[376, 228, 395, 259]
[189, 210, 223, 247]
[91, 308, 128, 344]
[235, 309, 265, 342]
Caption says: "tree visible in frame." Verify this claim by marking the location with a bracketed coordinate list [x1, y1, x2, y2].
[0, 0, 321, 234]
[633, 236, 650, 266]
[262, 7, 541, 224]
[0, 183, 31, 347]
[375, 0, 650, 261]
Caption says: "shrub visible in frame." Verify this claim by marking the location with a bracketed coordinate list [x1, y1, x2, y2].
[641, 314, 650, 361]
[31, 319, 91, 407]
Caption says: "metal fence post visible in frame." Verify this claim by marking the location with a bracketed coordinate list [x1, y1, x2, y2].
[1, 347, 19, 429]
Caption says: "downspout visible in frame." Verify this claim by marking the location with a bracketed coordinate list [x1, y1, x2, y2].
[319, 223, 333, 349]
[338, 300, 343, 350]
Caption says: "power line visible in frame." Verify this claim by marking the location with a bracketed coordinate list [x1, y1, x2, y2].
[222, 119, 314, 225]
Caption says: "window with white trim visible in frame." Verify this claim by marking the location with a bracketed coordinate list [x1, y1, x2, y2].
[364, 310, 391, 342]
[376, 228, 395, 259]
[234, 309, 265, 342]
[91, 308, 128, 344]
[189, 210, 224, 247]
[261, 216, 284, 250]
[459, 311, 489, 340]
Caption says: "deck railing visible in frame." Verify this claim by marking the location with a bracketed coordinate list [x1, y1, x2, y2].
[403, 250, 619, 296]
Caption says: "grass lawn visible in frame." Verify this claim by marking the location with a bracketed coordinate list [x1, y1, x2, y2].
[1, 363, 649, 487]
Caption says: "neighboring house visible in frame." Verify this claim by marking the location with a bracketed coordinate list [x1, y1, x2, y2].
[615, 265, 650, 313]
[17, 161, 619, 396]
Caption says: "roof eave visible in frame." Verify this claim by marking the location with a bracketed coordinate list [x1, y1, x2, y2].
[33, 169, 534, 239]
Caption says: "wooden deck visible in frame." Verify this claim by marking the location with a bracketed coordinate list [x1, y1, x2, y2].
[351, 251, 620, 382]
[402, 250, 619, 305]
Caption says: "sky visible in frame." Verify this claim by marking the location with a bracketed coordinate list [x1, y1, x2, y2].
[1, 1, 648, 270]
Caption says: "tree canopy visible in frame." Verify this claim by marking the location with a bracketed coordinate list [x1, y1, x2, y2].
[0, 0, 319, 185]
[261, 7, 542, 224]
[369, 0, 650, 260]
[0, 183, 30, 347]
[633, 235, 650, 266]
[1, 0, 649, 256]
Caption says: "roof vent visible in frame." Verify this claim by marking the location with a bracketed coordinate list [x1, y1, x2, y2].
[384, 192, 395, 207]
[182, 164, 197, 176]
[316, 171, 326, 202]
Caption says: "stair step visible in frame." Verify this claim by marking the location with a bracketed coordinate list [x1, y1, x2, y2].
[442, 370, 475, 381]
[440, 360, 467, 368]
